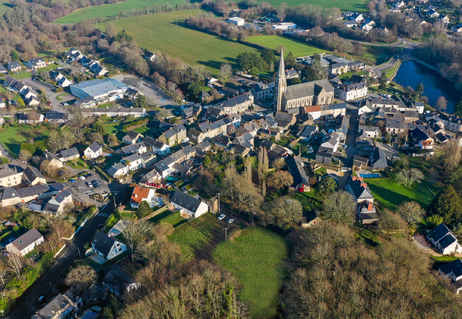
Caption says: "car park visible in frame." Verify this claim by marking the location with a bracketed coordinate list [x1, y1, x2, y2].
[218, 214, 226, 220]
[227, 219, 234, 224]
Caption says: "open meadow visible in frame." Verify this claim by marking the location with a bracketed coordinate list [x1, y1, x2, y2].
[213, 227, 288, 318]
[99, 10, 261, 74]
[247, 35, 326, 57]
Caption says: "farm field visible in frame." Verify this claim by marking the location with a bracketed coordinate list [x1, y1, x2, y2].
[213, 227, 288, 318]
[99, 11, 261, 74]
[247, 35, 326, 57]
[55, 0, 186, 24]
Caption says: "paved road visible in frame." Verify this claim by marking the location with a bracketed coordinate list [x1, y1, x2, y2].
[22, 78, 74, 113]
[7, 189, 128, 319]
[354, 37, 420, 49]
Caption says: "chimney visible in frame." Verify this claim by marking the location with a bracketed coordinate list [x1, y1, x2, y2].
[352, 176, 357, 181]
[360, 182, 367, 188]
[368, 202, 373, 211]
[135, 194, 138, 198]
[358, 177, 363, 182]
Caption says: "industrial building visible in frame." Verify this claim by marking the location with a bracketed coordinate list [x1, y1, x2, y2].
[70, 78, 128, 101]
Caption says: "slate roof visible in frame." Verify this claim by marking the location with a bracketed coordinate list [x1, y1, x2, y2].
[103, 270, 137, 293]
[0, 167, 20, 178]
[370, 147, 387, 169]
[171, 191, 203, 213]
[23, 166, 44, 183]
[347, 177, 373, 200]
[124, 130, 142, 142]
[9, 228, 43, 252]
[410, 127, 430, 141]
[216, 92, 253, 108]
[427, 223, 452, 243]
[275, 112, 294, 128]
[92, 231, 119, 256]
[16, 184, 50, 198]
[87, 142, 101, 153]
[59, 147, 79, 159]
[386, 117, 406, 129]
[286, 156, 309, 187]
[285, 79, 334, 100]
[1, 187, 19, 201]
[440, 259, 462, 278]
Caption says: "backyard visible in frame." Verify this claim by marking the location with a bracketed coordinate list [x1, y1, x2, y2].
[0, 125, 52, 156]
[213, 227, 288, 318]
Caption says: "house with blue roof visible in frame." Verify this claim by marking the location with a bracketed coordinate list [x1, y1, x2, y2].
[427, 223, 461, 255]
[439, 259, 462, 294]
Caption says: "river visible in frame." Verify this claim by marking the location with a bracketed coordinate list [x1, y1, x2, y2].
[393, 60, 460, 114]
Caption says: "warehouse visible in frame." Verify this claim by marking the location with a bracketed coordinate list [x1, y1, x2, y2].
[70, 78, 128, 101]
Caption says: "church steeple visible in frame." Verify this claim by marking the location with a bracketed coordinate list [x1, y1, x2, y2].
[274, 49, 287, 113]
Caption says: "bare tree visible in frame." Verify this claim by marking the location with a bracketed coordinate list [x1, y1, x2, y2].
[267, 170, 293, 189]
[323, 191, 357, 224]
[219, 63, 232, 80]
[123, 220, 152, 261]
[0, 262, 8, 286]
[395, 168, 424, 187]
[271, 158, 285, 170]
[243, 157, 252, 182]
[436, 96, 447, 112]
[19, 149, 32, 162]
[7, 253, 23, 278]
[397, 201, 425, 228]
[267, 196, 302, 228]
[152, 222, 174, 242]
[443, 139, 461, 172]
[276, 2, 288, 22]
[65, 264, 97, 292]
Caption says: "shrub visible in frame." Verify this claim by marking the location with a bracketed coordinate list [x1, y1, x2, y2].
[34, 141, 47, 152]
[20, 143, 36, 155]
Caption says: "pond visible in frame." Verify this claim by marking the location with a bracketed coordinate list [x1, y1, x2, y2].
[394, 60, 460, 114]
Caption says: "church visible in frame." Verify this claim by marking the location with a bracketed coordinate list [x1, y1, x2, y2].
[274, 51, 334, 113]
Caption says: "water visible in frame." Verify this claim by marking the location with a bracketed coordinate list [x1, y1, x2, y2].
[393, 60, 460, 114]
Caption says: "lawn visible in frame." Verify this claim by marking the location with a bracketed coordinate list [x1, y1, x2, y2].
[169, 213, 223, 261]
[68, 158, 89, 169]
[213, 227, 288, 319]
[365, 173, 440, 211]
[247, 35, 326, 57]
[10, 72, 33, 80]
[99, 10, 262, 74]
[258, 0, 368, 11]
[0, 125, 52, 156]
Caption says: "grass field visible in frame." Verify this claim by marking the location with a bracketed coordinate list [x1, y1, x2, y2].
[213, 227, 288, 318]
[258, 0, 368, 11]
[0, 125, 52, 156]
[0, 2, 12, 16]
[247, 35, 326, 57]
[99, 10, 262, 74]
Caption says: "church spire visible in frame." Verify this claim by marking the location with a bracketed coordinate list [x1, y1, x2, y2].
[278, 49, 285, 77]
[274, 49, 287, 113]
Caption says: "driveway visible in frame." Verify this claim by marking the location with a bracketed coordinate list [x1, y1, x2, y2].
[111, 74, 176, 107]
[21, 78, 75, 113]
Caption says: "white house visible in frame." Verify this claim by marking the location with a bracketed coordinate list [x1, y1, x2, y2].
[427, 223, 461, 255]
[439, 259, 462, 294]
[359, 126, 380, 139]
[91, 231, 126, 261]
[130, 185, 156, 208]
[143, 137, 171, 156]
[335, 82, 368, 101]
[227, 17, 245, 26]
[6, 228, 44, 256]
[123, 154, 144, 171]
[107, 162, 128, 178]
[358, 104, 373, 115]
[84, 142, 102, 159]
[170, 191, 208, 219]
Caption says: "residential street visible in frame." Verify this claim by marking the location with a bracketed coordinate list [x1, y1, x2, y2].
[22, 78, 74, 113]
[7, 189, 129, 319]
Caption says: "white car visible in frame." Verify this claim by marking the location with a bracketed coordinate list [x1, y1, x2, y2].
[218, 214, 226, 220]
[227, 218, 234, 224]
[79, 176, 86, 180]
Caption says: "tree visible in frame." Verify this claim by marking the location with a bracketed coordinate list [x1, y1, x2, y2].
[105, 22, 118, 38]
[379, 75, 388, 90]
[65, 264, 97, 292]
[261, 49, 275, 71]
[267, 196, 302, 228]
[123, 220, 152, 261]
[316, 176, 337, 198]
[443, 139, 461, 172]
[47, 130, 61, 152]
[276, 2, 288, 22]
[237, 51, 265, 73]
[415, 82, 424, 96]
[152, 222, 174, 242]
[436, 96, 448, 112]
[188, 81, 205, 97]
[426, 214, 443, 228]
[219, 63, 233, 80]
[285, 51, 296, 69]
[19, 149, 32, 162]
[379, 210, 407, 239]
[267, 170, 293, 189]
[397, 201, 425, 228]
[134, 95, 148, 108]
[322, 191, 356, 224]
[395, 168, 424, 187]
[258, 147, 269, 196]
[430, 185, 462, 226]
[7, 253, 23, 278]
[271, 158, 285, 170]
[61, 130, 75, 149]
[137, 201, 153, 218]
[155, 108, 171, 121]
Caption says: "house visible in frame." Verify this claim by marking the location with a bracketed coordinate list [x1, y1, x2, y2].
[143, 137, 170, 156]
[259, 128, 280, 141]
[410, 127, 433, 149]
[358, 201, 379, 224]
[103, 270, 140, 297]
[301, 209, 321, 227]
[122, 142, 147, 155]
[82, 284, 105, 306]
[81, 106, 146, 118]
[43, 189, 72, 214]
[274, 112, 296, 132]
[385, 117, 406, 134]
[6, 228, 44, 256]
[439, 14, 450, 24]
[45, 111, 70, 123]
[427, 223, 461, 255]
[107, 220, 130, 238]
[91, 231, 127, 261]
[213, 92, 253, 114]
[59, 147, 80, 162]
[298, 125, 318, 141]
[32, 289, 82, 319]
[359, 126, 380, 139]
[345, 176, 374, 204]
[302, 105, 322, 121]
[170, 191, 209, 219]
[322, 103, 348, 118]
[43, 151, 64, 169]
[23, 166, 46, 186]
[0, 166, 23, 187]
[84, 142, 102, 159]
[439, 259, 462, 294]
[251, 82, 275, 102]
[285, 68, 299, 80]
[427, 9, 439, 18]
[321, 132, 341, 152]
[286, 156, 310, 192]
[144, 51, 156, 62]
[107, 162, 128, 179]
[344, 20, 357, 28]
[370, 147, 388, 170]
[353, 155, 369, 168]
[451, 24, 462, 33]
[7, 61, 21, 72]
[0, 65, 7, 74]
[159, 124, 187, 146]
[335, 82, 368, 101]
[181, 103, 202, 120]
[122, 130, 144, 145]
[123, 154, 144, 171]
[18, 112, 44, 124]
[25, 58, 46, 70]
[130, 185, 155, 208]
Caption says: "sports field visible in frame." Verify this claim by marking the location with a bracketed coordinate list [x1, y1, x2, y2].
[55, 0, 186, 24]
[100, 11, 261, 74]
[213, 227, 288, 318]
[247, 35, 326, 57]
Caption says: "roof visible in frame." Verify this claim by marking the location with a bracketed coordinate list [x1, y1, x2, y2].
[131, 186, 153, 205]
[16, 184, 50, 198]
[300, 125, 317, 138]
[9, 228, 43, 252]
[8, 61, 20, 68]
[0, 166, 20, 178]
[216, 92, 253, 109]
[427, 223, 452, 243]
[124, 130, 142, 141]
[303, 105, 322, 113]
[285, 79, 334, 101]
[411, 127, 430, 141]
[286, 156, 309, 187]
[438, 234, 457, 249]
[371, 147, 387, 168]
[275, 112, 294, 128]
[103, 270, 137, 292]
[60, 147, 79, 158]
[171, 191, 203, 213]
[440, 259, 462, 278]
[347, 177, 373, 200]
[87, 142, 101, 153]
[70, 78, 127, 97]
[386, 117, 406, 129]
[23, 166, 44, 183]
[107, 220, 130, 238]
[92, 231, 119, 256]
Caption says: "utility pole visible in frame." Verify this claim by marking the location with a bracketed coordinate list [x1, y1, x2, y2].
[217, 193, 221, 214]
[223, 227, 229, 241]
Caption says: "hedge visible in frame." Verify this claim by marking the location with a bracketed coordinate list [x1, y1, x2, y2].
[123, 119, 149, 132]
[20, 143, 36, 155]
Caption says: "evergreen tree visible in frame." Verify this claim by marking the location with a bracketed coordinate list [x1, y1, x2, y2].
[430, 185, 462, 226]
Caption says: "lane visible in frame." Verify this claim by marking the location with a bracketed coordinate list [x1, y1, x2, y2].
[8, 190, 128, 319]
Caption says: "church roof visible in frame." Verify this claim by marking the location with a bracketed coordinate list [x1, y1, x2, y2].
[285, 79, 334, 101]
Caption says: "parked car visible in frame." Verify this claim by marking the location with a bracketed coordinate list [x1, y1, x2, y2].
[86, 182, 93, 188]
[85, 173, 93, 178]
[227, 219, 234, 224]
[79, 176, 86, 181]
[218, 214, 226, 220]
[69, 179, 75, 183]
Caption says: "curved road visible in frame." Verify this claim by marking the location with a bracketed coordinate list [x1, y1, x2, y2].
[7, 190, 128, 319]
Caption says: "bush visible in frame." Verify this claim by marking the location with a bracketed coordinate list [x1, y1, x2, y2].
[122, 119, 149, 131]
[0, 157, 8, 165]
[20, 143, 36, 155]
[34, 141, 47, 152]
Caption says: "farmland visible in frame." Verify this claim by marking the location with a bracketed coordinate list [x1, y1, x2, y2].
[98, 10, 261, 74]
[247, 35, 326, 57]
[213, 227, 288, 318]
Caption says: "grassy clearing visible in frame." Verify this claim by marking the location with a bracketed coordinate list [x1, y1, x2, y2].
[10, 72, 33, 80]
[55, 0, 186, 24]
[0, 125, 52, 156]
[0, 2, 12, 16]
[247, 35, 326, 57]
[169, 213, 223, 261]
[213, 227, 288, 319]
[365, 173, 440, 211]
[99, 10, 261, 74]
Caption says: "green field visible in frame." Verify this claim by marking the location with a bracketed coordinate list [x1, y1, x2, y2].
[213, 227, 288, 318]
[259, 0, 368, 11]
[0, 2, 12, 16]
[55, 0, 186, 24]
[0, 125, 52, 156]
[248, 35, 326, 57]
[98, 11, 261, 74]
